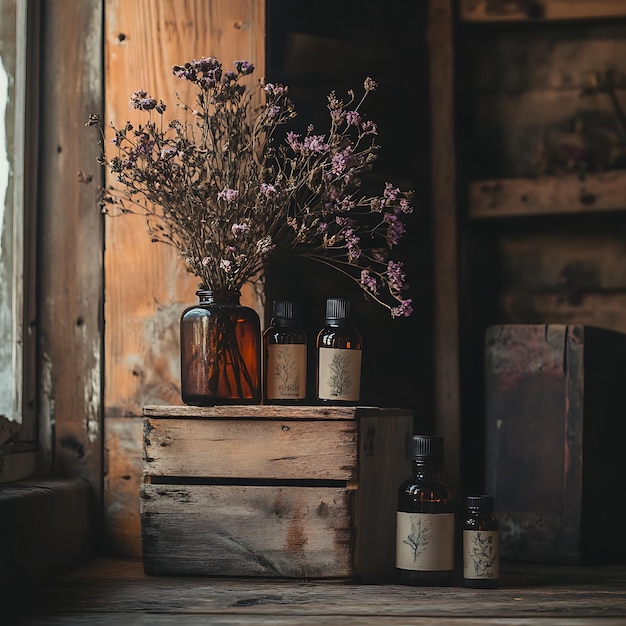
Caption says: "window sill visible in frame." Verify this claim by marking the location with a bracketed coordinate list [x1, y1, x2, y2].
[0, 477, 94, 611]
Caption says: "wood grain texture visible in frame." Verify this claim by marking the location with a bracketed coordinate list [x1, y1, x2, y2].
[469, 171, 626, 218]
[38, 0, 103, 496]
[15, 557, 626, 624]
[141, 484, 353, 577]
[500, 293, 626, 335]
[144, 417, 358, 480]
[104, 417, 143, 557]
[353, 411, 412, 582]
[143, 404, 404, 419]
[104, 0, 266, 417]
[460, 0, 626, 21]
[428, 0, 460, 487]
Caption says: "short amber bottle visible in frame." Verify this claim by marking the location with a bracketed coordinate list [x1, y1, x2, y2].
[463, 495, 500, 588]
[263, 300, 307, 404]
[316, 298, 362, 405]
[396, 435, 455, 586]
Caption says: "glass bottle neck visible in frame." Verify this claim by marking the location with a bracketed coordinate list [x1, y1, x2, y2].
[197, 290, 241, 305]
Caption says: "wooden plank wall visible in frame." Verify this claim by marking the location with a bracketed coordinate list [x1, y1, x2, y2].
[103, 0, 265, 556]
[457, 15, 626, 492]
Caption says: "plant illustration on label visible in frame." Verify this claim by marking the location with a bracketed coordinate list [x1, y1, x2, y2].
[403, 518, 431, 561]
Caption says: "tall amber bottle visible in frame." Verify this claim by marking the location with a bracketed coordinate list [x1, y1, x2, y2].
[316, 298, 362, 405]
[180, 290, 261, 405]
[396, 435, 455, 585]
[263, 300, 307, 404]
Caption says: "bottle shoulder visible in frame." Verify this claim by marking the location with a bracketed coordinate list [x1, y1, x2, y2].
[264, 326, 307, 344]
[317, 325, 362, 349]
[398, 472, 454, 512]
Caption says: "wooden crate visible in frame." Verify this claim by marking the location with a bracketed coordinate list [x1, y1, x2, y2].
[485, 324, 626, 564]
[141, 405, 413, 581]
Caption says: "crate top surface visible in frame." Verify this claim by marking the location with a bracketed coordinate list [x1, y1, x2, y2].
[143, 405, 412, 421]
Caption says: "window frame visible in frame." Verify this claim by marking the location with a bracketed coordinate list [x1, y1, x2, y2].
[0, 0, 42, 483]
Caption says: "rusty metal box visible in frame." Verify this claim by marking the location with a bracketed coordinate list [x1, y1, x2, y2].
[485, 324, 626, 564]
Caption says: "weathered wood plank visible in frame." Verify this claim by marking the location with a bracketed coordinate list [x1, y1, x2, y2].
[143, 405, 407, 419]
[498, 232, 626, 291]
[500, 293, 626, 336]
[104, 417, 143, 557]
[144, 418, 357, 480]
[469, 171, 626, 218]
[354, 411, 412, 582]
[16, 616, 626, 626]
[460, 0, 626, 22]
[429, 0, 461, 487]
[39, 0, 103, 497]
[463, 25, 626, 94]
[0, 479, 93, 607]
[18, 558, 626, 623]
[469, 89, 626, 179]
[141, 485, 353, 577]
[104, 0, 266, 417]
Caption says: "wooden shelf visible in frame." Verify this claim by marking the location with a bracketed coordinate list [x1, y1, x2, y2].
[469, 170, 626, 218]
[460, 0, 626, 23]
[11, 558, 626, 624]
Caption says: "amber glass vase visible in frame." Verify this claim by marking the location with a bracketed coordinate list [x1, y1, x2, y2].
[180, 290, 261, 405]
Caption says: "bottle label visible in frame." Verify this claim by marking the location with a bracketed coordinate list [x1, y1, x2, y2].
[396, 512, 455, 571]
[463, 530, 499, 580]
[266, 344, 307, 400]
[318, 347, 361, 401]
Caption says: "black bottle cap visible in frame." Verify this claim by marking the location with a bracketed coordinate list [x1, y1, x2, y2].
[272, 300, 300, 326]
[411, 435, 444, 462]
[325, 298, 351, 326]
[467, 495, 494, 514]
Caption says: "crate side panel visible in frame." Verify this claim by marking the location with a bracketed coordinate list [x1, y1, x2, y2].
[141, 484, 354, 578]
[144, 418, 357, 480]
[354, 411, 413, 582]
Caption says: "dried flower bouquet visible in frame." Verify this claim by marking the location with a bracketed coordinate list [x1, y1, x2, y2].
[86, 55, 414, 318]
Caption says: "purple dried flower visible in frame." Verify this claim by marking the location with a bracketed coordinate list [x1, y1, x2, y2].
[398, 198, 413, 214]
[384, 213, 405, 246]
[234, 60, 254, 75]
[346, 111, 362, 126]
[231, 223, 250, 236]
[386, 260, 406, 292]
[391, 299, 413, 318]
[264, 83, 287, 97]
[302, 135, 329, 153]
[266, 104, 281, 118]
[218, 188, 239, 202]
[384, 183, 400, 202]
[260, 183, 277, 195]
[360, 270, 378, 294]
[344, 228, 361, 260]
[287, 132, 301, 151]
[361, 120, 377, 135]
[129, 90, 157, 111]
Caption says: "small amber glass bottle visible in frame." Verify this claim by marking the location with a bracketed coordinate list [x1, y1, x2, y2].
[316, 298, 362, 405]
[263, 300, 307, 404]
[463, 495, 500, 588]
[396, 435, 455, 586]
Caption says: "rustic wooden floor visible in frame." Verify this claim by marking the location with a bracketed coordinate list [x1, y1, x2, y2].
[9, 558, 626, 625]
